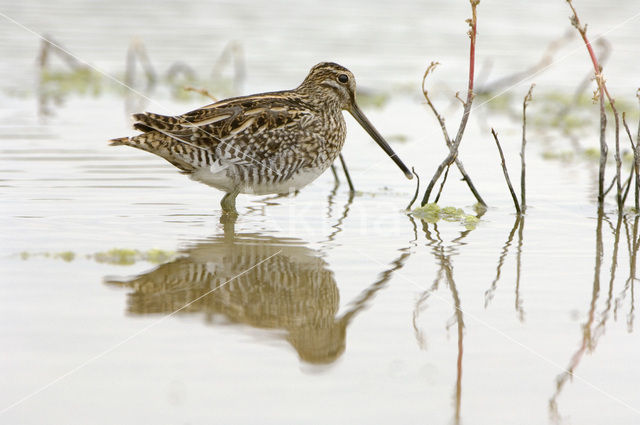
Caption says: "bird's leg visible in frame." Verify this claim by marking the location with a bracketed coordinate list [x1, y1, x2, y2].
[220, 187, 240, 215]
[330, 164, 340, 186]
[339, 153, 355, 193]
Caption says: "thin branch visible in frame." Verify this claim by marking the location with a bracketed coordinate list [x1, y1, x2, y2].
[406, 167, 421, 210]
[421, 63, 486, 207]
[434, 164, 451, 204]
[597, 89, 608, 202]
[621, 163, 635, 207]
[623, 110, 640, 210]
[637, 90, 640, 210]
[421, 0, 480, 206]
[422, 62, 449, 139]
[183, 86, 218, 101]
[491, 129, 522, 215]
[603, 174, 617, 197]
[613, 100, 622, 209]
[521, 84, 534, 212]
[566, 0, 619, 206]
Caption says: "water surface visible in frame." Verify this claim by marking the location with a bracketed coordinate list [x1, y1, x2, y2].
[1, 1, 640, 424]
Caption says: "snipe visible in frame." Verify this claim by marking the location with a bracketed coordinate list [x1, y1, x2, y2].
[110, 62, 412, 213]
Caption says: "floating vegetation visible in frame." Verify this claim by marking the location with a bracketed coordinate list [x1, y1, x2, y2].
[410, 203, 480, 230]
[356, 91, 390, 109]
[476, 89, 638, 134]
[386, 134, 409, 143]
[18, 248, 175, 265]
[541, 146, 636, 166]
[19, 251, 76, 262]
[93, 248, 176, 265]
[541, 150, 576, 162]
[56, 251, 76, 262]
[40, 68, 103, 98]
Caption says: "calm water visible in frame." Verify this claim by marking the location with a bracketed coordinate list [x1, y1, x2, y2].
[1, 1, 640, 424]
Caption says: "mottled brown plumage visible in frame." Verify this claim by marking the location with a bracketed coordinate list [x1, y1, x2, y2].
[110, 62, 412, 213]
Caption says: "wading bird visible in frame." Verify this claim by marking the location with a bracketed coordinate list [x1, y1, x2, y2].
[110, 62, 412, 213]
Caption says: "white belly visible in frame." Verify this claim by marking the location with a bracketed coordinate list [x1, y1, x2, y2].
[189, 164, 326, 195]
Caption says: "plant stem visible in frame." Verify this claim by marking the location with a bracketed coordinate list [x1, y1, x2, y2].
[566, 0, 620, 207]
[421, 0, 480, 206]
[405, 167, 421, 210]
[521, 84, 534, 213]
[491, 128, 521, 215]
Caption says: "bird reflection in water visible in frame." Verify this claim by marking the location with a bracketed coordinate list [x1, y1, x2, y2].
[106, 233, 346, 364]
[106, 198, 408, 365]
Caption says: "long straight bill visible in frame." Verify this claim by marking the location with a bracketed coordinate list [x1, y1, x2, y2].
[349, 102, 413, 179]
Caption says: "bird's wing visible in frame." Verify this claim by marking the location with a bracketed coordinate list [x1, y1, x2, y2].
[131, 93, 320, 169]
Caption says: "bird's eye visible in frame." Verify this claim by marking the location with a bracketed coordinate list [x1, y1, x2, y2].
[337, 74, 349, 84]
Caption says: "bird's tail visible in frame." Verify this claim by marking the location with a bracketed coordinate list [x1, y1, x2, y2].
[108, 136, 131, 147]
[108, 132, 198, 173]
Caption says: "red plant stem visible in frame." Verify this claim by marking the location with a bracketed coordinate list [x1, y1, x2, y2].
[567, 1, 610, 98]
[421, 0, 479, 206]
[581, 29, 601, 76]
[566, 0, 621, 205]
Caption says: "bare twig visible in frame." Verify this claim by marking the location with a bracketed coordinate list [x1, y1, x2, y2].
[421, 63, 486, 207]
[566, 0, 619, 207]
[603, 174, 617, 198]
[422, 62, 449, 137]
[421, 0, 480, 206]
[521, 84, 534, 212]
[621, 163, 635, 207]
[338, 153, 355, 193]
[623, 110, 640, 210]
[637, 90, 640, 210]
[183, 86, 218, 101]
[491, 128, 522, 215]
[597, 90, 609, 202]
[406, 167, 421, 210]
[434, 164, 451, 204]
[613, 100, 622, 208]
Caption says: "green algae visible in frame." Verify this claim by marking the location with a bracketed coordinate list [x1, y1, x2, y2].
[411, 203, 480, 230]
[40, 68, 103, 97]
[18, 249, 175, 265]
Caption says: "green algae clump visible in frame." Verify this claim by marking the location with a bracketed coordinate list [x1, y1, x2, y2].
[411, 203, 480, 230]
